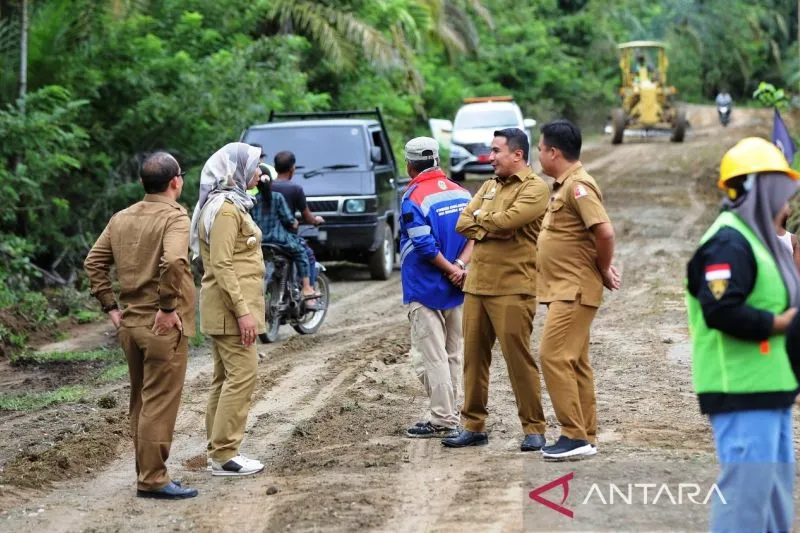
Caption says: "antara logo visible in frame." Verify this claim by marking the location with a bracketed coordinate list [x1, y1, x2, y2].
[529, 473, 574, 518]
[529, 473, 726, 519]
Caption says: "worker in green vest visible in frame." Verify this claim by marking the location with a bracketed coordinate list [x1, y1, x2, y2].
[686, 137, 800, 532]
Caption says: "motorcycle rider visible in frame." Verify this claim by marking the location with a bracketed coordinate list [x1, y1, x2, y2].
[251, 173, 321, 310]
[716, 90, 733, 107]
[716, 89, 733, 125]
[271, 151, 324, 287]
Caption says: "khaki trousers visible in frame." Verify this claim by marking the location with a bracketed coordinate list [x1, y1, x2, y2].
[409, 302, 463, 429]
[462, 293, 545, 434]
[540, 300, 598, 443]
[118, 326, 188, 491]
[206, 335, 258, 463]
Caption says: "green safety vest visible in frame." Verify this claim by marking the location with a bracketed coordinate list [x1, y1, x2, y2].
[686, 210, 798, 394]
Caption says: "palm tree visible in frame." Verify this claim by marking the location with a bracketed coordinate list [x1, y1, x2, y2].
[261, 0, 491, 94]
[417, 0, 492, 59]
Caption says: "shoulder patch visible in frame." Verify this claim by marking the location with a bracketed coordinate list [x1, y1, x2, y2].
[705, 263, 731, 300]
[705, 263, 731, 280]
[574, 184, 588, 199]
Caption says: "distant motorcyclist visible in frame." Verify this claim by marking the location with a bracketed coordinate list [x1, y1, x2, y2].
[716, 90, 733, 126]
[715, 91, 733, 107]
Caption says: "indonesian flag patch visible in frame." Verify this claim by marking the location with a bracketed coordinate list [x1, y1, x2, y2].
[574, 184, 588, 199]
[705, 264, 731, 300]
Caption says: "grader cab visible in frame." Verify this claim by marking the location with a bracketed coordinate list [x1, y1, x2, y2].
[611, 41, 687, 144]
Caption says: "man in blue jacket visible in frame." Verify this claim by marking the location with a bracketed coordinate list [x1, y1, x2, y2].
[400, 137, 474, 438]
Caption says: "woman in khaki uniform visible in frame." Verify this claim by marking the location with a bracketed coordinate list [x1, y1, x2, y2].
[190, 142, 266, 476]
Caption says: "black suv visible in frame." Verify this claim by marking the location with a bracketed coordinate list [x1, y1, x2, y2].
[241, 109, 400, 280]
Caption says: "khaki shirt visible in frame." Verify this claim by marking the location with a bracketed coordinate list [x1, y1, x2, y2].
[537, 163, 611, 308]
[84, 194, 196, 336]
[456, 168, 549, 296]
[198, 200, 266, 335]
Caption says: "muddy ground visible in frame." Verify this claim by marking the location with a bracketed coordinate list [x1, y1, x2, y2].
[0, 105, 792, 532]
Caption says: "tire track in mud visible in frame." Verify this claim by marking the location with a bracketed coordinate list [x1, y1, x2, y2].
[1, 273, 407, 531]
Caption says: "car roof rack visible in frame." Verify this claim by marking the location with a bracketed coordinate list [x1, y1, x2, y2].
[269, 108, 382, 123]
[267, 107, 396, 171]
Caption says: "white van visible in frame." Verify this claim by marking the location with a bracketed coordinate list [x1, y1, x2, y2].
[430, 96, 536, 181]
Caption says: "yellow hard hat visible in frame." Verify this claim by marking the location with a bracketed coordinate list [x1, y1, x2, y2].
[718, 137, 800, 188]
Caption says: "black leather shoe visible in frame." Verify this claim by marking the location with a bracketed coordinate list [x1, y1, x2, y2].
[441, 430, 489, 448]
[521, 434, 546, 451]
[137, 481, 198, 500]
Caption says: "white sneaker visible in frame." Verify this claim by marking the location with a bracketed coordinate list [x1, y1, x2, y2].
[211, 455, 264, 476]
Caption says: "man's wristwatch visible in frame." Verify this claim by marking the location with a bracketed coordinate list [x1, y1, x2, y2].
[455, 259, 466, 270]
[102, 303, 118, 313]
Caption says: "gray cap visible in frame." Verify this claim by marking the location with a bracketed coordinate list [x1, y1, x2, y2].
[405, 137, 439, 161]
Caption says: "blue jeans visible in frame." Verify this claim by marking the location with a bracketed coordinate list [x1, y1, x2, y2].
[303, 240, 317, 286]
[709, 408, 795, 533]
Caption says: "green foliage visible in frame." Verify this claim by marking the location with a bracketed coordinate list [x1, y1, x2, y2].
[0, 385, 87, 411]
[98, 363, 129, 382]
[50, 286, 96, 317]
[0, 324, 27, 349]
[0, 235, 41, 300]
[190, 331, 207, 347]
[753, 81, 790, 109]
[73, 310, 102, 324]
[11, 348, 124, 366]
[0, 0, 796, 342]
[17, 292, 55, 325]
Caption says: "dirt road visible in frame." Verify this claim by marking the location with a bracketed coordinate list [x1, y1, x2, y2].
[0, 106, 787, 531]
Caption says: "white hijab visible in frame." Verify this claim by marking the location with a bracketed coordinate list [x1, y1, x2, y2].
[189, 143, 261, 257]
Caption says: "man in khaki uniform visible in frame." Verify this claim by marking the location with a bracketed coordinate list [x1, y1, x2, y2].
[535, 119, 620, 460]
[444, 128, 550, 451]
[191, 142, 266, 476]
[84, 152, 198, 500]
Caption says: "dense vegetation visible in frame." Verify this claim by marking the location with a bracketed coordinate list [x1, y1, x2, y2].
[0, 0, 797, 350]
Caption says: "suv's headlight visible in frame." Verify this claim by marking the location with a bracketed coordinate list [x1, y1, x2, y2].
[344, 198, 366, 213]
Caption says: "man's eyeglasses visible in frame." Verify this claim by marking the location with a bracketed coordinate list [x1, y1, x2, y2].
[176, 171, 186, 179]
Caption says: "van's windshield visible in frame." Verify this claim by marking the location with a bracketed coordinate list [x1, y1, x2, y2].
[454, 109, 518, 130]
[244, 126, 367, 170]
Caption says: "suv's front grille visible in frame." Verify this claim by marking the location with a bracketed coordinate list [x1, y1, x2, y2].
[308, 200, 339, 212]
[461, 142, 491, 156]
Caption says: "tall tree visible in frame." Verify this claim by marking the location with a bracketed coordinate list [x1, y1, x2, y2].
[18, 0, 25, 111]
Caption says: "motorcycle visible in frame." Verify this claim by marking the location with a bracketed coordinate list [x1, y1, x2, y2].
[717, 104, 731, 127]
[259, 225, 330, 343]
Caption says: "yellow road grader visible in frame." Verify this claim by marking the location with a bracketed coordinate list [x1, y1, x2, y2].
[611, 41, 687, 144]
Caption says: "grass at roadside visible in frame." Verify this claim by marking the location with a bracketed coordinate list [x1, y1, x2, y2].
[97, 362, 129, 382]
[0, 385, 87, 411]
[10, 348, 124, 366]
